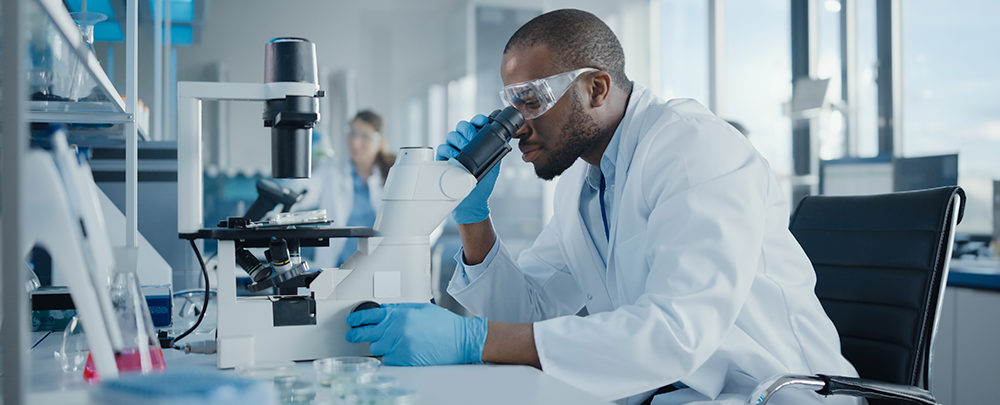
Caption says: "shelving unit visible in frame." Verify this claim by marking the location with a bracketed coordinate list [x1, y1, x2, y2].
[2, 0, 140, 401]
[27, 0, 147, 139]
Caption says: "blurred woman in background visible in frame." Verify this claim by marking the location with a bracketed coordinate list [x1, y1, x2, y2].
[292, 110, 396, 268]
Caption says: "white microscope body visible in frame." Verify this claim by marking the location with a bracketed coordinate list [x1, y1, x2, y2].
[178, 39, 518, 368]
[211, 148, 476, 368]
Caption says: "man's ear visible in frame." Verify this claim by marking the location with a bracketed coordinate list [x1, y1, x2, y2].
[587, 71, 613, 108]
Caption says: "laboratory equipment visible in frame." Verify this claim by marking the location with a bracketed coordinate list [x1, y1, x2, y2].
[83, 246, 167, 383]
[264, 38, 322, 179]
[329, 374, 399, 403]
[275, 379, 316, 404]
[455, 107, 524, 181]
[179, 111, 521, 367]
[21, 126, 124, 379]
[177, 38, 523, 368]
[56, 315, 89, 373]
[28, 10, 75, 100]
[68, 11, 107, 102]
[177, 37, 325, 235]
[349, 386, 418, 405]
[244, 178, 306, 222]
[313, 356, 381, 387]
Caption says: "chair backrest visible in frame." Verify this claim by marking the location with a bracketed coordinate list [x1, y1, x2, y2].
[789, 186, 965, 398]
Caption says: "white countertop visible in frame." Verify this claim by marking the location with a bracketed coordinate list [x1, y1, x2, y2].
[25, 331, 611, 405]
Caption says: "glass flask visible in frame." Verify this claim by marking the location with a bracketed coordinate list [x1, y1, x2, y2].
[83, 247, 166, 383]
[27, 6, 75, 101]
[55, 315, 90, 373]
[68, 11, 107, 102]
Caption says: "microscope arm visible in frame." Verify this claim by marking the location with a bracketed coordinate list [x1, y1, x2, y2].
[310, 149, 476, 300]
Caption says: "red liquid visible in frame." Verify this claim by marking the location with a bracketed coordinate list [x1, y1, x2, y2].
[83, 345, 167, 384]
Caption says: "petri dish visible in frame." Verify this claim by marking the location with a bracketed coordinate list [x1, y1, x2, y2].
[348, 387, 418, 405]
[236, 361, 299, 381]
[276, 379, 316, 404]
[313, 356, 380, 387]
[329, 374, 398, 399]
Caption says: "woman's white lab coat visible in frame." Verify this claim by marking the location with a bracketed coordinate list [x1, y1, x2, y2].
[287, 159, 383, 268]
[447, 85, 859, 404]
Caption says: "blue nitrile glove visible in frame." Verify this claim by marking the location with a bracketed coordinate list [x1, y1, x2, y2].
[435, 114, 500, 224]
[345, 303, 488, 366]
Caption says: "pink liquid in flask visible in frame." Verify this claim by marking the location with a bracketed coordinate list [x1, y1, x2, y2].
[82, 345, 167, 384]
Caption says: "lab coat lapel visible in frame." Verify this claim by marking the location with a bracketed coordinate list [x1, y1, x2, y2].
[560, 162, 613, 309]
[605, 84, 652, 307]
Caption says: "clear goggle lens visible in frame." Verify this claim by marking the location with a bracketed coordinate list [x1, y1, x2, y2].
[499, 68, 598, 120]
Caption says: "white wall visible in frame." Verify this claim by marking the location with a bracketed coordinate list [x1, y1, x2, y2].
[174, 0, 654, 174]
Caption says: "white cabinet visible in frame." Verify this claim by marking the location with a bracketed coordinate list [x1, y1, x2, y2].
[931, 286, 1000, 404]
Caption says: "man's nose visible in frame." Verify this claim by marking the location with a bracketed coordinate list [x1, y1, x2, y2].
[512, 122, 530, 139]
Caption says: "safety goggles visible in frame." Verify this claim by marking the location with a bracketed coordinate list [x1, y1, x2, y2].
[499, 67, 599, 120]
[347, 130, 381, 143]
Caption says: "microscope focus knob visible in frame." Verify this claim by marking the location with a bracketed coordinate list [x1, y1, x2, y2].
[351, 301, 381, 314]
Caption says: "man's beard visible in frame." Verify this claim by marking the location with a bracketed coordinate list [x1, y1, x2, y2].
[534, 92, 604, 181]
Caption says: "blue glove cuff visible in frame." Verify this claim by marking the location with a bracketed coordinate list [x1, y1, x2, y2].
[452, 205, 489, 224]
[464, 317, 489, 364]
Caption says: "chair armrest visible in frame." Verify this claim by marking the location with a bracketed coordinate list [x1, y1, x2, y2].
[744, 374, 937, 405]
[815, 374, 936, 405]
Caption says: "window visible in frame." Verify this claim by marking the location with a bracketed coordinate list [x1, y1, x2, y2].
[723, 0, 793, 176]
[658, 0, 710, 105]
[902, 0, 1000, 234]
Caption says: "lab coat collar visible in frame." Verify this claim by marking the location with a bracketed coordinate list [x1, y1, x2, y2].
[585, 118, 623, 192]
[604, 83, 655, 306]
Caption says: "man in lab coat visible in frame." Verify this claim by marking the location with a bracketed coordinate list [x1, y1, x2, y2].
[346, 9, 859, 405]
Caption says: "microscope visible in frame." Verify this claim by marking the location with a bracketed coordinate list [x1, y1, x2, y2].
[177, 38, 524, 368]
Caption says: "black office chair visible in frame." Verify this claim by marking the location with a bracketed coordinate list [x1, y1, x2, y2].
[746, 186, 966, 405]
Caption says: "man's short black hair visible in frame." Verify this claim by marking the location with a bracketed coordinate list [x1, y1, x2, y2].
[505, 9, 631, 92]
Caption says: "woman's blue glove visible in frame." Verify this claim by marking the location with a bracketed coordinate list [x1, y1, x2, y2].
[435, 114, 499, 224]
[345, 303, 488, 366]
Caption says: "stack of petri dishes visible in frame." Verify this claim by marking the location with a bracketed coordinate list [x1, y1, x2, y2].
[236, 361, 320, 404]
[313, 357, 417, 404]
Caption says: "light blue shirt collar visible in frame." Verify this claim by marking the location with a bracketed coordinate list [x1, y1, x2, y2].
[586, 126, 622, 192]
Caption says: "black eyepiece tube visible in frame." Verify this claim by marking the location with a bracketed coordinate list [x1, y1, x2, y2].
[264, 38, 318, 85]
[263, 38, 320, 179]
[456, 106, 525, 182]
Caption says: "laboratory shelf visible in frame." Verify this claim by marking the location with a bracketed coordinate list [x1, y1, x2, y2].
[30, 0, 127, 114]
[26, 0, 150, 138]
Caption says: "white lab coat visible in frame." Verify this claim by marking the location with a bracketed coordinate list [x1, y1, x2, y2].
[447, 85, 859, 405]
[286, 159, 383, 268]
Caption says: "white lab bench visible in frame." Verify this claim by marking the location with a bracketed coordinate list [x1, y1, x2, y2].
[24, 331, 611, 405]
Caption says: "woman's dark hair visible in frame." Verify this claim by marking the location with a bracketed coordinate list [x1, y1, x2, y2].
[352, 110, 395, 184]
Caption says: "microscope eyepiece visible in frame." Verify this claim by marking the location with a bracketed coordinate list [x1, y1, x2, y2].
[456, 106, 524, 182]
[263, 38, 321, 179]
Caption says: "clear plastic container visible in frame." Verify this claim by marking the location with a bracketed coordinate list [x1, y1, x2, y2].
[347, 387, 417, 405]
[55, 315, 89, 373]
[276, 379, 316, 404]
[329, 374, 398, 400]
[236, 361, 299, 381]
[313, 356, 380, 387]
